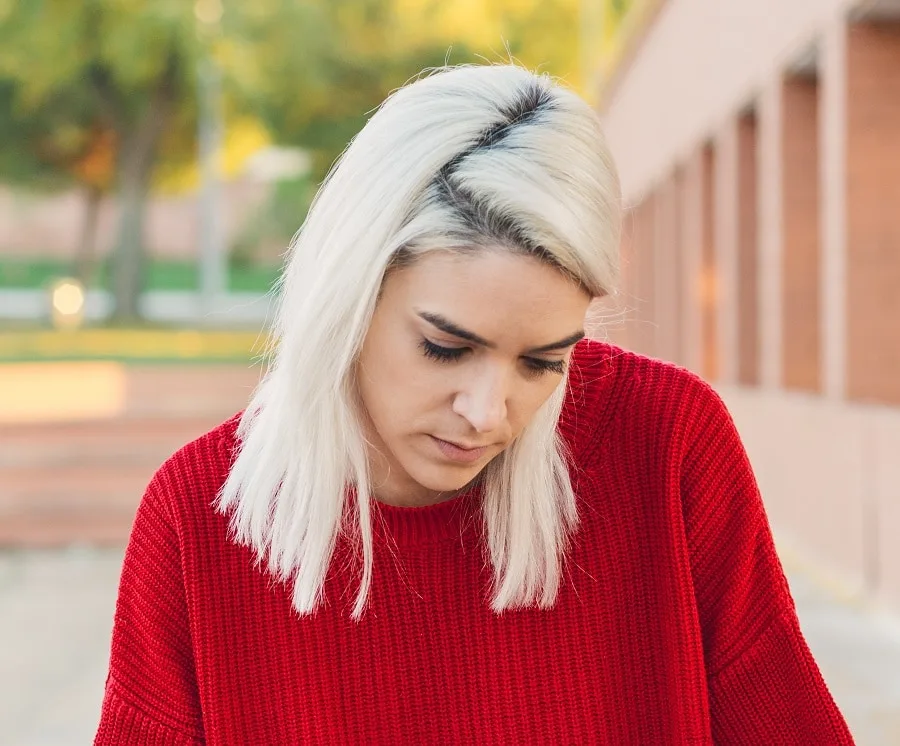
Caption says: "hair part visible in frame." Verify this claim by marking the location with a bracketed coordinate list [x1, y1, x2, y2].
[217, 64, 621, 619]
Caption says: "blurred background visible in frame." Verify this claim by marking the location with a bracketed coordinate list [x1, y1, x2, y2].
[1, 0, 899, 743]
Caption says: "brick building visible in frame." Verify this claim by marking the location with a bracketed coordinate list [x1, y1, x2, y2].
[596, 0, 900, 615]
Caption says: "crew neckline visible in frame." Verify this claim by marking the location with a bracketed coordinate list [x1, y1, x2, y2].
[369, 486, 482, 547]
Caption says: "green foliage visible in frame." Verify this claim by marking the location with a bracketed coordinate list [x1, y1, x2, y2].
[0, 0, 200, 181]
[0, 69, 94, 190]
[242, 3, 479, 183]
[0, 0, 586, 191]
[0, 0, 587, 316]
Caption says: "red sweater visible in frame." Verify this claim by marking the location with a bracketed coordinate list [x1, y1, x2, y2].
[95, 341, 854, 745]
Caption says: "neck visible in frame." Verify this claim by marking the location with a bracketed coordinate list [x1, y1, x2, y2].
[367, 449, 479, 508]
[373, 486, 463, 508]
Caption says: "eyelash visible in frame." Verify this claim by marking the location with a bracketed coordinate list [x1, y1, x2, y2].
[419, 339, 566, 376]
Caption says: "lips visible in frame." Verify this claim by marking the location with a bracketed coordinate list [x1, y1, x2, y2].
[430, 436, 491, 464]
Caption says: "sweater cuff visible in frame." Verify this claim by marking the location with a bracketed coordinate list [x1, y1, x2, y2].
[708, 612, 854, 744]
[94, 678, 204, 746]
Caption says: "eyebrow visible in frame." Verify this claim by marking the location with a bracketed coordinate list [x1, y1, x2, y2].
[417, 311, 585, 355]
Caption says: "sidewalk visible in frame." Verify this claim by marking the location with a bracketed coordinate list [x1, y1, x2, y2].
[1, 546, 899, 745]
[0, 288, 274, 326]
[785, 568, 900, 744]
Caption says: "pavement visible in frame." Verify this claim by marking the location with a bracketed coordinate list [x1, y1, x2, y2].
[1, 546, 899, 745]
[0, 289, 274, 326]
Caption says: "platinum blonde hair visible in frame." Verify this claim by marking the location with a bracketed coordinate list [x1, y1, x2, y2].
[217, 64, 621, 619]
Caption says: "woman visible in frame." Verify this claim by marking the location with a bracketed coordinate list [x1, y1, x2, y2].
[95, 65, 853, 744]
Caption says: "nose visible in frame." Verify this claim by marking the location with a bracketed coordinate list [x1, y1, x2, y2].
[452, 364, 508, 434]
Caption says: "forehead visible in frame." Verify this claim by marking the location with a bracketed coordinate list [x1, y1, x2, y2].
[381, 250, 590, 337]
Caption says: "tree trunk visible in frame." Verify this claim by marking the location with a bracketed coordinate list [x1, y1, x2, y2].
[110, 151, 152, 322]
[73, 183, 103, 286]
[108, 52, 178, 323]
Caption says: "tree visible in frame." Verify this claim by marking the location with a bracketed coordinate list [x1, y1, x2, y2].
[0, 72, 119, 287]
[0, 0, 332, 319]
[0, 0, 592, 320]
[214, 0, 595, 261]
[388, 0, 583, 86]
[252, 0, 592, 182]
[0, 2, 187, 317]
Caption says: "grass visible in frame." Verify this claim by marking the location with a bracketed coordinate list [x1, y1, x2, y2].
[0, 256, 282, 293]
[1, 258, 281, 362]
[0, 326, 272, 364]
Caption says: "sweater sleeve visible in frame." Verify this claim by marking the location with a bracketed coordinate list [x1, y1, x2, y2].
[94, 472, 205, 745]
[678, 378, 854, 745]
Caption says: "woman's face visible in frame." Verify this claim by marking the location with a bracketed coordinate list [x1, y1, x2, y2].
[356, 250, 591, 507]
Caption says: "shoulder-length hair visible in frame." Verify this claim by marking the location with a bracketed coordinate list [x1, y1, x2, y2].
[217, 64, 621, 619]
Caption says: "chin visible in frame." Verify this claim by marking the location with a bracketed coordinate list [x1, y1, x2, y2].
[411, 463, 484, 494]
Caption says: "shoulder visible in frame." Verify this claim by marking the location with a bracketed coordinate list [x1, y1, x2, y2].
[564, 339, 733, 461]
[144, 413, 242, 522]
[568, 338, 718, 404]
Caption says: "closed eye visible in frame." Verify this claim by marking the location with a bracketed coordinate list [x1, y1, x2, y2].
[523, 357, 566, 375]
[421, 339, 566, 376]
[420, 339, 467, 362]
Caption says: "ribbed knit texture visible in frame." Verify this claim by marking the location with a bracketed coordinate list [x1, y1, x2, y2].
[94, 340, 854, 745]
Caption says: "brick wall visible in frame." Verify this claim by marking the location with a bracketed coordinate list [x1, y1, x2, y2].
[846, 22, 900, 405]
[781, 76, 822, 393]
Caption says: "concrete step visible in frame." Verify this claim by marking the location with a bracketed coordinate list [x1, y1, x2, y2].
[0, 363, 257, 548]
[123, 365, 260, 418]
[0, 416, 237, 548]
[0, 415, 232, 469]
[0, 362, 260, 427]
[0, 462, 155, 548]
[0, 419, 236, 547]
[0, 462, 161, 509]
[0, 507, 137, 547]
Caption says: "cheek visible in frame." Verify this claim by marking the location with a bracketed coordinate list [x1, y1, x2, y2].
[508, 378, 564, 435]
[360, 349, 448, 433]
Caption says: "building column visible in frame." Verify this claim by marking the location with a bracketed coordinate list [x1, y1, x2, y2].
[714, 121, 740, 385]
[757, 76, 784, 390]
[597, 199, 636, 346]
[820, 14, 848, 401]
[736, 110, 760, 386]
[651, 174, 676, 364]
[638, 195, 657, 358]
[670, 169, 685, 367]
[626, 197, 654, 356]
[700, 145, 717, 381]
[680, 151, 704, 374]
